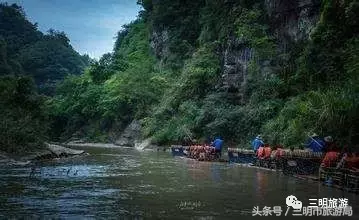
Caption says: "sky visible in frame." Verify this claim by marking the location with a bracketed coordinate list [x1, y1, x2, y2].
[2, 0, 141, 59]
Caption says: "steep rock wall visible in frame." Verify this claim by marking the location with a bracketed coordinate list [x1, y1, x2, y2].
[148, 0, 322, 103]
[221, 0, 322, 102]
[150, 29, 170, 62]
[266, 0, 321, 49]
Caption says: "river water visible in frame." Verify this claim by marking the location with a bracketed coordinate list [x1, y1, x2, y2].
[0, 146, 358, 219]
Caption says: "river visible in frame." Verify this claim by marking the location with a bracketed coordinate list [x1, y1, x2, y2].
[0, 146, 358, 219]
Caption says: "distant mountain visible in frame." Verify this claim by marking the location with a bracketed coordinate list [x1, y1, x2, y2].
[0, 3, 91, 94]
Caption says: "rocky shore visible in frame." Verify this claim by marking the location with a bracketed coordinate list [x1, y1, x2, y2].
[64, 141, 126, 149]
[0, 143, 87, 166]
[64, 140, 158, 151]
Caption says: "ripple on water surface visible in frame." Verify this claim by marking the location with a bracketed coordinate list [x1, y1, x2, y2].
[0, 147, 358, 219]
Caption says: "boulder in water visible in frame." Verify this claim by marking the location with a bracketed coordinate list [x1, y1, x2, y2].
[47, 144, 85, 157]
[22, 143, 86, 161]
[1, 144, 86, 166]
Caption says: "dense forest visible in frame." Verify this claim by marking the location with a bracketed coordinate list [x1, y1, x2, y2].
[0, 0, 358, 154]
[0, 3, 89, 153]
[0, 3, 90, 94]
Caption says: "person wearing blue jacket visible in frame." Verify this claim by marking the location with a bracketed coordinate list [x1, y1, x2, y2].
[305, 133, 325, 152]
[252, 135, 264, 153]
[212, 137, 224, 158]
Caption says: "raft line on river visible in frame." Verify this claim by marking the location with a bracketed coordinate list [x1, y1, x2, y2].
[171, 145, 359, 194]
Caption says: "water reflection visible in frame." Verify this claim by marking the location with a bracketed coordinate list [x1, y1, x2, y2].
[210, 163, 222, 183]
[254, 170, 268, 200]
[0, 147, 358, 219]
[185, 159, 210, 181]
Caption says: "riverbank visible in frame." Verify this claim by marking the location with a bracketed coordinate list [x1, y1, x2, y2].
[0, 143, 87, 166]
[64, 141, 131, 149]
[63, 139, 159, 151]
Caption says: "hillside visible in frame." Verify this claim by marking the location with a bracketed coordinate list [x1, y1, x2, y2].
[0, 3, 89, 153]
[49, 0, 359, 149]
[0, 3, 90, 94]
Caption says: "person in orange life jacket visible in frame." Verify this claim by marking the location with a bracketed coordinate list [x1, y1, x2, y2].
[263, 144, 272, 159]
[321, 145, 340, 168]
[256, 144, 265, 159]
[270, 145, 283, 159]
[337, 145, 359, 171]
[345, 152, 359, 171]
[275, 144, 285, 159]
[272, 144, 285, 168]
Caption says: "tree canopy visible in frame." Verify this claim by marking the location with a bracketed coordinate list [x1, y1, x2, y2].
[1, 0, 358, 153]
[0, 3, 90, 95]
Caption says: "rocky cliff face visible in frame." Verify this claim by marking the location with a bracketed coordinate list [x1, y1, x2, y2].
[221, 0, 322, 102]
[149, 0, 322, 103]
[150, 29, 170, 66]
[115, 120, 142, 147]
[220, 37, 254, 103]
[265, 0, 321, 46]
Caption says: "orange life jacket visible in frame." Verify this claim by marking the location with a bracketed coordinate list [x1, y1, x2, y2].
[257, 147, 265, 158]
[276, 148, 284, 158]
[263, 147, 272, 159]
[321, 151, 339, 167]
[345, 155, 359, 169]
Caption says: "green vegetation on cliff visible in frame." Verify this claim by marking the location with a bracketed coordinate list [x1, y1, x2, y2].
[0, 3, 90, 95]
[48, 20, 165, 141]
[0, 3, 88, 153]
[0, 76, 48, 153]
[50, 0, 359, 148]
[264, 0, 359, 146]
[1, 0, 358, 153]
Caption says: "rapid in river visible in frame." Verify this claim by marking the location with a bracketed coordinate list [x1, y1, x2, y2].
[0, 145, 358, 219]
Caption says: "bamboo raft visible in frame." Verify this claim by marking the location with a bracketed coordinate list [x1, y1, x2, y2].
[171, 145, 187, 156]
[319, 167, 359, 193]
[280, 150, 324, 175]
[227, 148, 255, 164]
[171, 145, 226, 162]
[171, 146, 359, 193]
